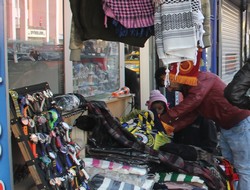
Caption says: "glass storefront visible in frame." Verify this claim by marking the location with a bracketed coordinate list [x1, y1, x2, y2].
[72, 40, 120, 98]
[7, 0, 64, 94]
[6, 0, 122, 98]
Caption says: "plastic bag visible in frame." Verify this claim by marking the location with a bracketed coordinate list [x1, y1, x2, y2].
[54, 94, 80, 111]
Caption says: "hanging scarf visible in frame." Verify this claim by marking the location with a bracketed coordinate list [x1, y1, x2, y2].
[155, 0, 204, 66]
[102, 0, 155, 28]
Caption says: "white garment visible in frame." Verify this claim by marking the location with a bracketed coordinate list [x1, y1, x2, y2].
[154, 0, 204, 66]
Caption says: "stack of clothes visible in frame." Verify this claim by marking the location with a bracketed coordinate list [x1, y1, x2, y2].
[74, 100, 232, 190]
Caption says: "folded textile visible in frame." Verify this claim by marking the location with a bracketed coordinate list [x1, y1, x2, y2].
[157, 172, 205, 184]
[89, 174, 153, 190]
[165, 181, 206, 190]
[83, 157, 147, 175]
[86, 101, 226, 190]
[85, 166, 156, 188]
[86, 146, 160, 166]
[159, 143, 214, 165]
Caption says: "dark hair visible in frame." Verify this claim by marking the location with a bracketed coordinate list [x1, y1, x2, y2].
[155, 67, 166, 87]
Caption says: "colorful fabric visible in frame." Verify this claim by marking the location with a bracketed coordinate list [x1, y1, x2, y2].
[102, 0, 154, 28]
[154, 0, 204, 66]
[121, 110, 172, 150]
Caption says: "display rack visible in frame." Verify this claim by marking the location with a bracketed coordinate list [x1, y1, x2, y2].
[9, 82, 88, 190]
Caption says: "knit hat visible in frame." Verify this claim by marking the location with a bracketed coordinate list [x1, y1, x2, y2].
[146, 90, 168, 109]
[168, 48, 202, 86]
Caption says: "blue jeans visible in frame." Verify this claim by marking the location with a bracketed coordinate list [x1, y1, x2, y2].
[220, 116, 250, 190]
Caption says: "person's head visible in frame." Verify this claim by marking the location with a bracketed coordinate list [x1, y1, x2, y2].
[155, 67, 167, 88]
[146, 90, 169, 114]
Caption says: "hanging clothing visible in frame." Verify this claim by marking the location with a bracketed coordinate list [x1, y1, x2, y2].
[69, 0, 151, 62]
[102, 0, 154, 28]
[154, 0, 204, 66]
[102, 0, 155, 38]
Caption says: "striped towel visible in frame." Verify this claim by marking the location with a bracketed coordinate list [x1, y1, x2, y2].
[157, 172, 205, 184]
[83, 158, 147, 176]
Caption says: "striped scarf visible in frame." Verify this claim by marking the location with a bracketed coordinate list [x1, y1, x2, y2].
[157, 172, 205, 184]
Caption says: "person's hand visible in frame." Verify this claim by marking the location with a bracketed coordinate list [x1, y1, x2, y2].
[160, 112, 172, 124]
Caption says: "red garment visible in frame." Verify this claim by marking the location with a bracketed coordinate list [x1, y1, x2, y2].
[161, 72, 250, 131]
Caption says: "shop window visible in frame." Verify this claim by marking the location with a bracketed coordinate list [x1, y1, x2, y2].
[125, 45, 140, 76]
[7, 0, 64, 94]
[124, 45, 140, 108]
[72, 40, 120, 98]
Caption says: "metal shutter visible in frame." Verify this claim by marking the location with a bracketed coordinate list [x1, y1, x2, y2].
[219, 0, 241, 84]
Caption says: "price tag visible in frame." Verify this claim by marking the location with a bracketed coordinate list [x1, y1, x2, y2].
[0, 180, 5, 190]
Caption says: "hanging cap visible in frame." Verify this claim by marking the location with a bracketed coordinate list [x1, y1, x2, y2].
[169, 48, 202, 86]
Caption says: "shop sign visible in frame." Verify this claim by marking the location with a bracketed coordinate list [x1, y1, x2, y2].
[27, 29, 46, 38]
